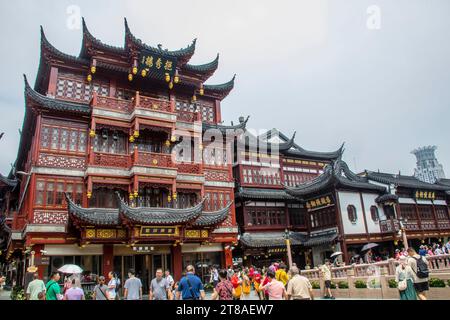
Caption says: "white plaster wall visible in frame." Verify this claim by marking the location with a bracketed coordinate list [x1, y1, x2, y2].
[338, 191, 366, 235]
[361, 193, 385, 233]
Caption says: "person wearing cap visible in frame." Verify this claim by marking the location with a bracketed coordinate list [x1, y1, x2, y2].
[395, 256, 416, 300]
[92, 276, 110, 300]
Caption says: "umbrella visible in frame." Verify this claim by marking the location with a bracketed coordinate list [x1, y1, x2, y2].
[58, 264, 83, 274]
[360, 243, 379, 252]
[330, 252, 343, 258]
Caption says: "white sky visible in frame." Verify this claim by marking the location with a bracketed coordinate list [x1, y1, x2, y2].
[0, 0, 449, 176]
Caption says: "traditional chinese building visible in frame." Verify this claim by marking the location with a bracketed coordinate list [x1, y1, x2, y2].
[363, 171, 450, 251]
[2, 18, 244, 287]
[233, 129, 344, 268]
[283, 163, 450, 265]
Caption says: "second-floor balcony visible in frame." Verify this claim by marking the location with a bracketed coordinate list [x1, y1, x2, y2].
[133, 151, 174, 168]
[380, 217, 450, 233]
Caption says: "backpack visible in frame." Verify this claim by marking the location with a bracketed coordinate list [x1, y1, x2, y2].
[414, 257, 429, 279]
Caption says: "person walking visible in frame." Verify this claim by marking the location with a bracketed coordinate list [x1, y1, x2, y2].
[407, 247, 430, 300]
[107, 271, 120, 300]
[241, 273, 251, 300]
[211, 266, 219, 288]
[149, 268, 172, 300]
[46, 272, 63, 300]
[26, 273, 46, 300]
[64, 279, 85, 300]
[260, 270, 286, 300]
[285, 266, 314, 300]
[395, 256, 416, 300]
[92, 276, 109, 300]
[231, 269, 242, 300]
[123, 269, 142, 300]
[211, 269, 234, 300]
[176, 265, 205, 300]
[275, 263, 289, 287]
[320, 259, 335, 299]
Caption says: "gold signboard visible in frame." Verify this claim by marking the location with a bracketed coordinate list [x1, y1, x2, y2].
[305, 194, 333, 211]
[185, 229, 209, 238]
[85, 228, 127, 239]
[139, 226, 179, 237]
[415, 190, 436, 200]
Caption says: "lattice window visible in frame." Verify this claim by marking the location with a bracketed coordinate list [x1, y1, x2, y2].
[56, 75, 109, 102]
[35, 178, 83, 208]
[40, 123, 87, 153]
[435, 206, 449, 220]
[418, 205, 433, 220]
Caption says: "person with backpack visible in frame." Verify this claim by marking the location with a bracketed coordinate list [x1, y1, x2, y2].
[176, 265, 205, 300]
[211, 269, 234, 300]
[407, 247, 430, 300]
[46, 272, 63, 300]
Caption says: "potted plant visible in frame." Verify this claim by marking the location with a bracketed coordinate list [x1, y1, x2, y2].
[311, 281, 320, 289]
[337, 281, 349, 289]
[429, 278, 446, 288]
[388, 279, 398, 288]
[354, 280, 367, 289]
[10, 286, 25, 300]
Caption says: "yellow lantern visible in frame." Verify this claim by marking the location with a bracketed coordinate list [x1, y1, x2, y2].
[199, 88, 204, 96]
[87, 74, 92, 82]
[132, 66, 138, 75]
[165, 140, 170, 147]
[173, 192, 177, 200]
[192, 95, 197, 102]
[89, 129, 95, 137]
[87, 191, 92, 199]
[129, 136, 135, 143]
[129, 194, 134, 200]
[394, 240, 398, 246]
[90, 66, 96, 74]
[165, 73, 171, 83]
[199, 144, 203, 150]
[133, 191, 138, 197]
[128, 73, 133, 81]
[170, 135, 176, 142]
[421, 239, 425, 244]
[168, 81, 173, 90]
[133, 130, 139, 138]
[168, 195, 172, 202]
[141, 69, 147, 77]
[174, 75, 179, 83]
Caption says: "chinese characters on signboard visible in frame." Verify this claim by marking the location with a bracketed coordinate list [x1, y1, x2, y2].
[306, 194, 334, 211]
[140, 226, 179, 237]
[138, 50, 177, 77]
[414, 190, 436, 200]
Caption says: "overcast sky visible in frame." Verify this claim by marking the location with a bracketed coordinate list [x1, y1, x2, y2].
[0, 0, 449, 176]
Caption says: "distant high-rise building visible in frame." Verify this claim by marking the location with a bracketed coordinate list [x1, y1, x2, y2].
[411, 146, 446, 183]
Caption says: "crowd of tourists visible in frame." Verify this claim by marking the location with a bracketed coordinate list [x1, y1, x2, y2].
[23, 262, 317, 300]
[19, 240, 450, 301]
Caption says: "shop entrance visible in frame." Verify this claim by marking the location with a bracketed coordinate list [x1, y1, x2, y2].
[114, 254, 171, 294]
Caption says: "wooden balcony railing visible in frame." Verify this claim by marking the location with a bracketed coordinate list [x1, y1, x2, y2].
[134, 151, 174, 168]
[379, 219, 400, 233]
[93, 152, 130, 168]
[177, 162, 202, 174]
[137, 94, 172, 112]
[94, 94, 132, 113]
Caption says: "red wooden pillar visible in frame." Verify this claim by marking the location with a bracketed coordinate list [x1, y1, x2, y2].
[224, 244, 233, 269]
[171, 244, 182, 281]
[33, 244, 45, 279]
[102, 244, 114, 278]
